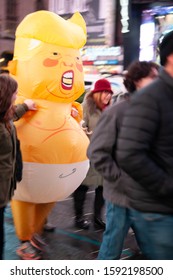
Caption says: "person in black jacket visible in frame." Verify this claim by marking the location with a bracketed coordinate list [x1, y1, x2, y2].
[117, 30, 173, 260]
[87, 61, 159, 259]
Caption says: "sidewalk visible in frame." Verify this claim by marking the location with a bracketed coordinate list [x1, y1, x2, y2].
[4, 190, 142, 260]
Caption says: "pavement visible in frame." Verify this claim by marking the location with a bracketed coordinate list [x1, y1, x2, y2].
[4, 188, 144, 260]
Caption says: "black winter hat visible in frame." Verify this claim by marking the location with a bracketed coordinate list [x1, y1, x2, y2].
[159, 30, 173, 66]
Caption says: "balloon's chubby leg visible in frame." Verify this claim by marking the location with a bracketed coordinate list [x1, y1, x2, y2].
[11, 200, 55, 241]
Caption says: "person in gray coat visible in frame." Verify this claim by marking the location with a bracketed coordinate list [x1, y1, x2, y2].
[73, 78, 113, 230]
[117, 30, 173, 260]
[87, 61, 159, 259]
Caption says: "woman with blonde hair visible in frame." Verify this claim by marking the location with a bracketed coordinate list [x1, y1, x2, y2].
[73, 78, 114, 230]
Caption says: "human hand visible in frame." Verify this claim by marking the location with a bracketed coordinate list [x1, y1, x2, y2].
[24, 99, 37, 111]
[71, 107, 78, 118]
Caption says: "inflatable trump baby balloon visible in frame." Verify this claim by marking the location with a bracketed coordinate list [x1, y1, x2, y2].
[9, 10, 89, 242]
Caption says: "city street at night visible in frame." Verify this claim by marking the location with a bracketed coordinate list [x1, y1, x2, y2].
[4, 188, 144, 260]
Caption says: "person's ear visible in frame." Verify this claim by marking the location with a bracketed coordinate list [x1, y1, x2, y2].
[166, 53, 173, 65]
[134, 80, 141, 90]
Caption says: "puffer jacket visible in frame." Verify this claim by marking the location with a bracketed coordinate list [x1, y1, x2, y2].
[87, 100, 132, 207]
[117, 68, 173, 214]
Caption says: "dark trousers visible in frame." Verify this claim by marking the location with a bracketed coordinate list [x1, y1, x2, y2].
[0, 206, 5, 260]
[73, 184, 104, 218]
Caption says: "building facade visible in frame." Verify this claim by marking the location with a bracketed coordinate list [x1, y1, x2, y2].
[0, 0, 49, 53]
[1, 0, 173, 69]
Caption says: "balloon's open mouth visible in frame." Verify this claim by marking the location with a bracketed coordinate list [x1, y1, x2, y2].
[61, 70, 74, 90]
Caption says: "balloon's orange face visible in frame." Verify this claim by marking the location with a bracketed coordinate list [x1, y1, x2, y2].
[16, 43, 84, 103]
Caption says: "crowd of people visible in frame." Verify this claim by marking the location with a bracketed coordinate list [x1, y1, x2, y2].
[1, 30, 173, 260]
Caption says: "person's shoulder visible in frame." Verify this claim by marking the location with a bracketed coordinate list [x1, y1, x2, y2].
[102, 101, 129, 121]
[132, 78, 161, 103]
[110, 100, 129, 113]
[0, 122, 4, 131]
[0, 123, 6, 141]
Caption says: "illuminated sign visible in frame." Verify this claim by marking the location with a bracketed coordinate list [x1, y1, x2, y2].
[120, 0, 130, 33]
[81, 46, 122, 65]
